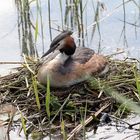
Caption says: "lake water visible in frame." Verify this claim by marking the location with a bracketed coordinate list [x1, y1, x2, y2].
[0, 0, 140, 65]
[0, 0, 140, 139]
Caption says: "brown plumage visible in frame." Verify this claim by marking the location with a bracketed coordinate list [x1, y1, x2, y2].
[59, 36, 76, 56]
[37, 33, 108, 87]
[41, 31, 73, 57]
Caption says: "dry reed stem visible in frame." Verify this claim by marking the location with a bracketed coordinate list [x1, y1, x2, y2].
[67, 103, 111, 140]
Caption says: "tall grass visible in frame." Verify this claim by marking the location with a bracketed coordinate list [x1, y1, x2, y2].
[36, 0, 45, 53]
[61, 119, 67, 140]
[15, 0, 38, 58]
[32, 75, 41, 110]
[46, 76, 50, 119]
[46, 75, 51, 139]
[13, 1, 140, 138]
[104, 87, 140, 115]
[59, 0, 64, 28]
[48, 0, 52, 41]
[133, 65, 140, 95]
[15, 0, 140, 56]
[14, 0, 140, 123]
[15, 0, 105, 54]
[91, 1, 102, 52]
[20, 112, 27, 137]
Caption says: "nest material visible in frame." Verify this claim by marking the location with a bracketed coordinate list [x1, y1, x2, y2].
[0, 59, 140, 137]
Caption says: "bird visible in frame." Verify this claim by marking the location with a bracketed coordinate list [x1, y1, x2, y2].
[37, 31, 108, 87]
[41, 30, 73, 58]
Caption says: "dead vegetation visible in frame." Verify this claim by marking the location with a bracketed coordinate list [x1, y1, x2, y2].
[0, 58, 140, 139]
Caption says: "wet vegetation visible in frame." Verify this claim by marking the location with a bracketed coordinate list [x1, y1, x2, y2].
[0, 0, 140, 139]
[0, 57, 140, 139]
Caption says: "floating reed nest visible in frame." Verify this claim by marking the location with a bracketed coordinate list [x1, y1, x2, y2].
[0, 57, 140, 138]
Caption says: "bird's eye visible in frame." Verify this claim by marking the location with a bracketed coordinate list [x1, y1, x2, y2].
[57, 42, 60, 46]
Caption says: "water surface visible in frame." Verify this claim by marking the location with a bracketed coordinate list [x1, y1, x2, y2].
[0, 0, 140, 63]
[0, 0, 140, 139]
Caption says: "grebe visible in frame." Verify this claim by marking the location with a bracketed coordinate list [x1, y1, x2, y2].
[41, 31, 73, 58]
[37, 31, 108, 87]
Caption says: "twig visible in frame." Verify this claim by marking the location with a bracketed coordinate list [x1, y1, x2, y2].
[73, 0, 132, 37]
[7, 115, 14, 140]
[67, 103, 111, 140]
[23, 54, 35, 74]
[0, 62, 24, 64]
[122, 133, 138, 140]
[107, 51, 125, 58]
[84, 84, 99, 97]
[49, 93, 71, 125]
[129, 122, 140, 129]
[118, 19, 140, 27]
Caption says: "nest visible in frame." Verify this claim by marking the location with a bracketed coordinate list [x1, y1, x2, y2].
[0, 58, 140, 139]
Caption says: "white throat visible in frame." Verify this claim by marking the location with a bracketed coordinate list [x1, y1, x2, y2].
[54, 53, 69, 64]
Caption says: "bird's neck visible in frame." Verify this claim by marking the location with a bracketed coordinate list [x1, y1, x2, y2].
[55, 53, 69, 64]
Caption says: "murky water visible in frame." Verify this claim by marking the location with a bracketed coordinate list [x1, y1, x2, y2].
[0, 0, 140, 140]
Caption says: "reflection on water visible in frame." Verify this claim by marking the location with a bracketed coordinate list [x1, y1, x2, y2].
[87, 114, 140, 140]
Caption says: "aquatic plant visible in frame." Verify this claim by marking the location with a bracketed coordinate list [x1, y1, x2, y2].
[0, 57, 140, 139]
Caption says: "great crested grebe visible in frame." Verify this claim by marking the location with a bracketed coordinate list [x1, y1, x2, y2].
[37, 31, 108, 87]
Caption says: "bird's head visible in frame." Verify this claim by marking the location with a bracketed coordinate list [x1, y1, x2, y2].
[57, 36, 76, 56]
[41, 31, 74, 58]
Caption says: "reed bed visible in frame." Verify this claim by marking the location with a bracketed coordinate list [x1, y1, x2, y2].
[0, 57, 140, 139]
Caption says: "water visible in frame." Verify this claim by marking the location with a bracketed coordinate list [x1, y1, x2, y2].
[0, 110, 140, 140]
[0, 0, 20, 73]
[0, 0, 140, 139]
[0, 0, 140, 62]
[87, 114, 140, 140]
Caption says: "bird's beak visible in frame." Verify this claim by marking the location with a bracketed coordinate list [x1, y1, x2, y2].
[41, 31, 72, 58]
[41, 40, 64, 58]
[41, 44, 58, 58]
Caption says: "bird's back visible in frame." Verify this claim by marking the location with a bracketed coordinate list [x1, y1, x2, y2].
[72, 47, 95, 64]
[38, 47, 108, 87]
[41, 47, 94, 65]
